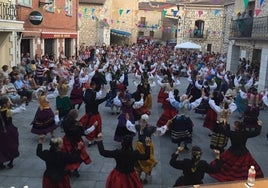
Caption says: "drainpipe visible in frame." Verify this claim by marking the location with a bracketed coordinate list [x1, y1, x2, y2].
[75, 0, 79, 58]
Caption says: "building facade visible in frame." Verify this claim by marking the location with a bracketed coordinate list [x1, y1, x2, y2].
[17, 0, 78, 59]
[137, 2, 176, 43]
[0, 0, 24, 67]
[227, 0, 268, 91]
[176, 0, 234, 53]
[78, 0, 110, 46]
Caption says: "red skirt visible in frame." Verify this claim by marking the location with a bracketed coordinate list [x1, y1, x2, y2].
[210, 149, 264, 182]
[79, 113, 102, 141]
[62, 136, 91, 170]
[157, 88, 167, 104]
[203, 108, 217, 131]
[43, 175, 70, 188]
[106, 169, 143, 188]
[156, 107, 177, 127]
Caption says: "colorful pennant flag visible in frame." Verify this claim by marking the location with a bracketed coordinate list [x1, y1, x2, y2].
[162, 10, 167, 17]
[255, 8, 261, 16]
[260, 0, 264, 7]
[119, 9, 124, 16]
[173, 10, 178, 17]
[92, 8, 96, 14]
[244, 0, 249, 8]
[198, 10, 203, 17]
[214, 9, 220, 16]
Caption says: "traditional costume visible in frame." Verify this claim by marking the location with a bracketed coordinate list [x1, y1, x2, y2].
[31, 93, 58, 135]
[0, 105, 20, 169]
[210, 121, 264, 182]
[126, 114, 168, 183]
[69, 75, 83, 110]
[80, 83, 108, 144]
[96, 137, 150, 188]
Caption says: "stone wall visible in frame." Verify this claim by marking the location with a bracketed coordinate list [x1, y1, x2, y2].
[177, 3, 234, 53]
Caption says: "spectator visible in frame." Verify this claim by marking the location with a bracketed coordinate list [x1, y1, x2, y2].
[13, 74, 32, 105]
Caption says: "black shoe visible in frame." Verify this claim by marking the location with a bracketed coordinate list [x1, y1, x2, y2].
[183, 146, 189, 151]
[0, 164, 5, 170]
[7, 162, 13, 169]
[72, 170, 80, 178]
[142, 179, 148, 184]
[87, 141, 96, 147]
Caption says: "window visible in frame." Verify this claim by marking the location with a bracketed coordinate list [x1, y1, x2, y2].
[45, 0, 55, 13]
[207, 44, 212, 52]
[138, 31, 144, 36]
[140, 17, 146, 25]
[65, 0, 72, 16]
[18, 0, 32, 6]
[194, 20, 204, 38]
[149, 31, 154, 37]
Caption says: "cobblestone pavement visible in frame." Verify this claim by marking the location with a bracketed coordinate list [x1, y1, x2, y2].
[0, 75, 268, 188]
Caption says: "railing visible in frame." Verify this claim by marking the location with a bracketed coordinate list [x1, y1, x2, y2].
[230, 16, 268, 39]
[0, 2, 17, 20]
[187, 29, 208, 39]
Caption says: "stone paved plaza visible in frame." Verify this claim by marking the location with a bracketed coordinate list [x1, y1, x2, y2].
[0, 75, 268, 188]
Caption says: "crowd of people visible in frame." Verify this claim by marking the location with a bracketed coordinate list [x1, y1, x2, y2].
[0, 41, 267, 187]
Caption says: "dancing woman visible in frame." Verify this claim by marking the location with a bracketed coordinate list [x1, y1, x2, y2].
[96, 133, 151, 188]
[36, 135, 82, 188]
[209, 120, 264, 181]
[170, 146, 221, 187]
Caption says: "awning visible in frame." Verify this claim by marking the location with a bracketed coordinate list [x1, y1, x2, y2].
[41, 32, 77, 39]
[110, 29, 131, 37]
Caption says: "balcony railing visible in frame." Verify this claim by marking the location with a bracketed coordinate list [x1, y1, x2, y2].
[0, 2, 17, 20]
[230, 16, 268, 39]
[186, 29, 208, 39]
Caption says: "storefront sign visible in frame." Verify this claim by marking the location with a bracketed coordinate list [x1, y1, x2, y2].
[41, 33, 77, 39]
[29, 11, 43, 25]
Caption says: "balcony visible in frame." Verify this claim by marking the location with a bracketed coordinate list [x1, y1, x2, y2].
[186, 29, 208, 39]
[0, 1, 17, 20]
[230, 16, 268, 40]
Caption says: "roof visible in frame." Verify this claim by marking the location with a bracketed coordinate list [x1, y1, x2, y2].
[79, 0, 106, 5]
[139, 2, 175, 11]
[178, 0, 234, 6]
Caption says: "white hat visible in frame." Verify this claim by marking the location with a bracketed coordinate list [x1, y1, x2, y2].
[141, 114, 149, 121]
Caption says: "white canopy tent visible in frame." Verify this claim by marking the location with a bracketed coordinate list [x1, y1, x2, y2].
[175, 42, 201, 50]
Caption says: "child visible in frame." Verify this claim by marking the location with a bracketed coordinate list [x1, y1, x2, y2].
[31, 88, 58, 137]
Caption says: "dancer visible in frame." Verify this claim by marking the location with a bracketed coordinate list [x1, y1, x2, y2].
[56, 78, 72, 120]
[113, 90, 135, 142]
[208, 96, 237, 153]
[209, 120, 264, 181]
[156, 88, 179, 127]
[31, 88, 58, 137]
[170, 146, 221, 186]
[36, 135, 82, 188]
[69, 68, 83, 110]
[61, 109, 96, 177]
[96, 133, 151, 188]
[168, 90, 204, 150]
[0, 96, 22, 169]
[126, 113, 169, 184]
[80, 81, 109, 146]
